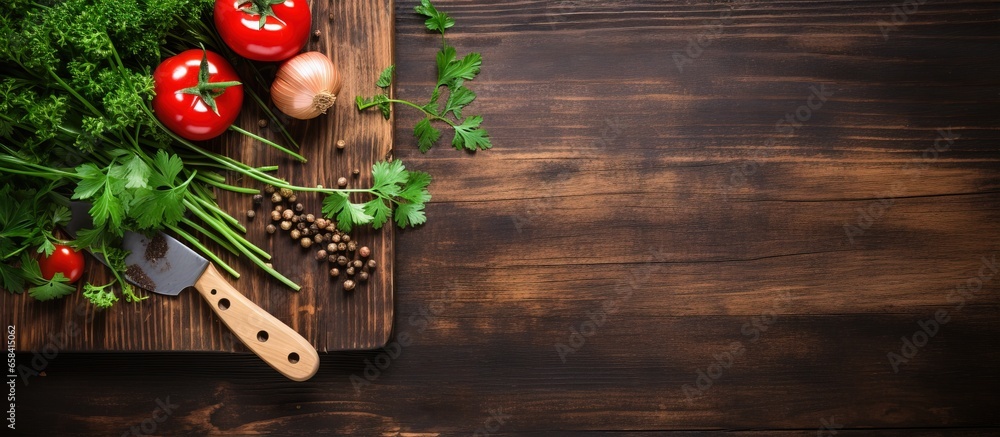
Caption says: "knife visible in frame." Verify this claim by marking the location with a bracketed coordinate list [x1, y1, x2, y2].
[65, 202, 319, 381]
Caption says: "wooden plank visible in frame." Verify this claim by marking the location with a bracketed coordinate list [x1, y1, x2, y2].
[1, 0, 396, 352]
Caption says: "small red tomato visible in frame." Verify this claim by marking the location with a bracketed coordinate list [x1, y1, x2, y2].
[38, 245, 85, 284]
[152, 48, 243, 141]
[214, 0, 312, 62]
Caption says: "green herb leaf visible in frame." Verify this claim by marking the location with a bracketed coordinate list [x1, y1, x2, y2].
[438, 52, 482, 89]
[394, 202, 427, 228]
[376, 65, 395, 88]
[399, 171, 432, 204]
[415, 0, 455, 34]
[452, 115, 492, 151]
[28, 272, 75, 301]
[322, 193, 373, 232]
[414, 118, 442, 153]
[443, 86, 476, 119]
[82, 282, 118, 309]
[363, 198, 392, 229]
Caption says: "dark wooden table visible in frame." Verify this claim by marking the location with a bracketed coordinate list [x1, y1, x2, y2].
[11, 0, 1000, 435]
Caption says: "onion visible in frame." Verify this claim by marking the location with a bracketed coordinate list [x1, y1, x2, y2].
[271, 52, 343, 120]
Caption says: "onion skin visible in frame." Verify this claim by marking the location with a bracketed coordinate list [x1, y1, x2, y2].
[271, 52, 343, 120]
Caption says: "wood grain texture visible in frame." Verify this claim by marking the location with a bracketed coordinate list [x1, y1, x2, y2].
[7, 0, 1000, 435]
[1, 0, 397, 352]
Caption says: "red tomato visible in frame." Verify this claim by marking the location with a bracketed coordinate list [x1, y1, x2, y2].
[214, 0, 312, 62]
[152, 49, 243, 141]
[38, 245, 85, 284]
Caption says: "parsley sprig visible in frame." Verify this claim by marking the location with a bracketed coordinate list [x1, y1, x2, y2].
[357, 0, 492, 152]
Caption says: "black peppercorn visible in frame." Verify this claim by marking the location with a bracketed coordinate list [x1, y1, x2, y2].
[252, 194, 264, 205]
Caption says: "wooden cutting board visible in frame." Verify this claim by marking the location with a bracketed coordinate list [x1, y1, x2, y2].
[1, 0, 395, 352]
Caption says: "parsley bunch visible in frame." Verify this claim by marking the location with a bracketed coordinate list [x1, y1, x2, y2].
[0, 0, 431, 305]
[357, 0, 492, 152]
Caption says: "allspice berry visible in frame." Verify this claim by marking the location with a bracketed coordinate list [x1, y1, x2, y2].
[343, 279, 356, 291]
[359, 246, 371, 258]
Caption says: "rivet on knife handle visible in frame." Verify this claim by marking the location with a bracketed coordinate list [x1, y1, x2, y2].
[193, 264, 319, 381]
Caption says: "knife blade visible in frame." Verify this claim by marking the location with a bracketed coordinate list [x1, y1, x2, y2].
[65, 202, 319, 381]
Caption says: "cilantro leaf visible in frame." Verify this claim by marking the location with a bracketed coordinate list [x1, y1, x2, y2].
[90, 184, 124, 231]
[444, 86, 476, 119]
[438, 52, 481, 89]
[372, 160, 408, 198]
[452, 116, 492, 151]
[436, 45, 457, 83]
[363, 198, 392, 229]
[376, 65, 395, 89]
[120, 154, 151, 189]
[28, 272, 76, 301]
[399, 171, 432, 204]
[394, 202, 427, 228]
[72, 163, 107, 199]
[414, 118, 442, 153]
[322, 193, 373, 232]
[415, 0, 454, 34]
[0, 262, 25, 293]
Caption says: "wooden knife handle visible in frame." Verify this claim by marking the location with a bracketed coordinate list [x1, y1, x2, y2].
[193, 264, 319, 381]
